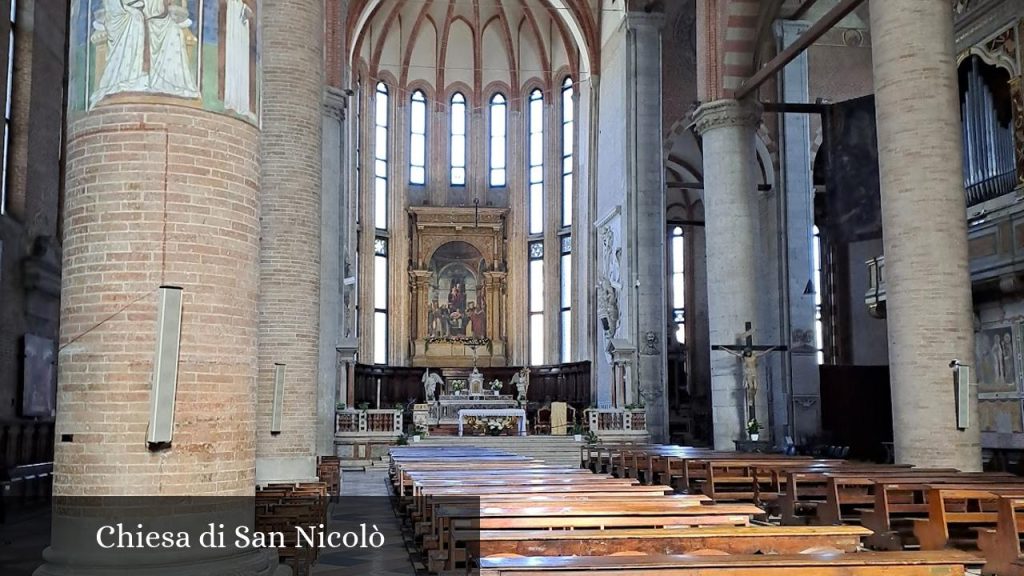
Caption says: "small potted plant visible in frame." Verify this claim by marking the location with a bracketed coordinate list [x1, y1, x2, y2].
[584, 430, 599, 445]
[335, 401, 347, 411]
[490, 380, 503, 396]
[747, 418, 762, 441]
[396, 434, 409, 446]
[571, 421, 584, 442]
[413, 425, 427, 443]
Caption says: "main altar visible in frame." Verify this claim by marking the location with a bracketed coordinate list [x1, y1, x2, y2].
[408, 206, 509, 367]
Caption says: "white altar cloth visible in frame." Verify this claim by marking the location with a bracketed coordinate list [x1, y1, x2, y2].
[457, 408, 527, 436]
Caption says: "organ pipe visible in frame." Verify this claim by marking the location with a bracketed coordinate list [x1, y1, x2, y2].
[962, 56, 1017, 206]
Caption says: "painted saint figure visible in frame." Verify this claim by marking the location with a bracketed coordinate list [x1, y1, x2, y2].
[223, 0, 253, 115]
[91, 0, 199, 107]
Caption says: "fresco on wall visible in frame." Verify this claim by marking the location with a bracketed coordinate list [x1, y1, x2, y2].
[975, 325, 1019, 393]
[980, 399, 1024, 434]
[426, 242, 487, 339]
[68, 0, 259, 123]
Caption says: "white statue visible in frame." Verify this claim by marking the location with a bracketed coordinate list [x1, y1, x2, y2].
[223, 0, 254, 115]
[511, 367, 530, 402]
[421, 369, 443, 403]
[92, 0, 199, 107]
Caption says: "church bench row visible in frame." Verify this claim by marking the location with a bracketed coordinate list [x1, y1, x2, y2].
[255, 481, 331, 576]
[391, 447, 991, 576]
[978, 496, 1024, 576]
[474, 550, 984, 576]
[778, 467, 1011, 524]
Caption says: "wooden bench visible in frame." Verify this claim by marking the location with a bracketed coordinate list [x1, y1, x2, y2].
[977, 496, 1024, 576]
[912, 487, 1024, 552]
[859, 477, 1024, 550]
[475, 550, 983, 575]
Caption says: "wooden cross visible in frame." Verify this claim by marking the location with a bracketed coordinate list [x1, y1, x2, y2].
[711, 322, 788, 429]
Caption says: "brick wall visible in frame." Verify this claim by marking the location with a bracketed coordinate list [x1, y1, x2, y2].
[56, 105, 261, 495]
[256, 0, 324, 481]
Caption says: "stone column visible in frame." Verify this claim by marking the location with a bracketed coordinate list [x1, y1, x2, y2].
[777, 20, 822, 443]
[693, 100, 764, 450]
[626, 11, 669, 442]
[42, 0, 279, 572]
[869, 0, 980, 470]
[256, 0, 324, 483]
[318, 88, 346, 457]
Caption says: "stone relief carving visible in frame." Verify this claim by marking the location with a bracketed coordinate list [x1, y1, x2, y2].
[641, 331, 660, 356]
[596, 222, 623, 360]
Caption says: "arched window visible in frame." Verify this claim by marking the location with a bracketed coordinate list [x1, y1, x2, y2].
[559, 78, 574, 361]
[561, 77, 574, 228]
[670, 226, 685, 344]
[409, 90, 427, 185]
[374, 82, 389, 230]
[528, 89, 544, 235]
[489, 93, 507, 187]
[529, 241, 545, 365]
[373, 82, 390, 364]
[450, 92, 467, 186]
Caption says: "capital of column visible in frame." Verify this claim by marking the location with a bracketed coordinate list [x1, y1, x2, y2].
[625, 11, 665, 31]
[692, 99, 762, 136]
[324, 86, 347, 120]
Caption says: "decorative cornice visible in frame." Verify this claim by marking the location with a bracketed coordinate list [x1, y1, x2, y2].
[691, 99, 762, 136]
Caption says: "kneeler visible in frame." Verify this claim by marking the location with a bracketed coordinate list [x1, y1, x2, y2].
[551, 402, 569, 435]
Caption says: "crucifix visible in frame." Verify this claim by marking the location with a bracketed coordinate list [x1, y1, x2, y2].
[712, 322, 788, 430]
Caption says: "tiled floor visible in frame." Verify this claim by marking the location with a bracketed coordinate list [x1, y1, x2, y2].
[311, 468, 419, 575]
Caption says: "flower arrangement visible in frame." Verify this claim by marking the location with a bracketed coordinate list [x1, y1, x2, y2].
[489, 380, 503, 392]
[450, 381, 468, 394]
[425, 336, 491, 347]
[747, 418, 762, 440]
[469, 416, 513, 436]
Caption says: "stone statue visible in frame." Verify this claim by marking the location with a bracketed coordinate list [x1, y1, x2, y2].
[421, 369, 443, 403]
[511, 367, 530, 402]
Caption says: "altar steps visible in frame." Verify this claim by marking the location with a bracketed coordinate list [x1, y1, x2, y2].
[412, 435, 585, 468]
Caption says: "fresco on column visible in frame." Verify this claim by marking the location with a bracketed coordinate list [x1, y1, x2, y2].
[67, 0, 260, 125]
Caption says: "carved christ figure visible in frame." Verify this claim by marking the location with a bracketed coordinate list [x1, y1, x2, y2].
[719, 347, 780, 408]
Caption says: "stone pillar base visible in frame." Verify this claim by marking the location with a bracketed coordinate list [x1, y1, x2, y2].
[256, 456, 319, 484]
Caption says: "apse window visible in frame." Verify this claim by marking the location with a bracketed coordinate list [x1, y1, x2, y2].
[812, 225, 824, 365]
[560, 235, 572, 362]
[374, 82, 389, 230]
[561, 77, 574, 228]
[450, 92, 467, 186]
[373, 238, 388, 365]
[409, 90, 427, 185]
[529, 241, 545, 365]
[528, 89, 544, 235]
[489, 93, 507, 187]
[670, 226, 685, 344]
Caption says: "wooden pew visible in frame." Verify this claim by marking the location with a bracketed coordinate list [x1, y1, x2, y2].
[977, 496, 1024, 576]
[475, 550, 983, 576]
[860, 477, 1024, 550]
[462, 524, 871, 560]
[912, 487, 1024, 552]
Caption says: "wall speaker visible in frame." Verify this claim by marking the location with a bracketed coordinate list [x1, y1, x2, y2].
[271, 363, 286, 434]
[955, 364, 971, 430]
[147, 286, 183, 448]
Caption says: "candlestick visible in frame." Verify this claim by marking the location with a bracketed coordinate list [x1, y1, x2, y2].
[376, 378, 381, 410]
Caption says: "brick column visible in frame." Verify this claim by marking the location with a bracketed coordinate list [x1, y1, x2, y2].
[870, 0, 980, 470]
[693, 99, 764, 450]
[41, 0, 280, 572]
[256, 0, 324, 482]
